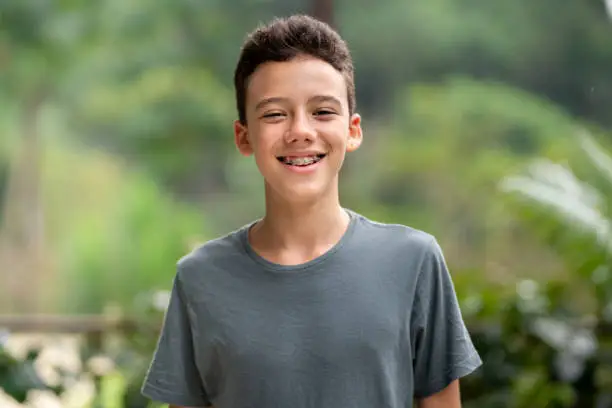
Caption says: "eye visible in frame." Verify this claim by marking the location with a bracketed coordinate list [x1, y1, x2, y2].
[262, 112, 284, 118]
[261, 112, 286, 122]
[315, 109, 336, 117]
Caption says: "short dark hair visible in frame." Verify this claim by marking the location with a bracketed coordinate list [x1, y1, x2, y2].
[233, 15, 356, 124]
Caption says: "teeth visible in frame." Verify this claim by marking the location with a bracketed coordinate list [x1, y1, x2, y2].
[280, 155, 324, 166]
[289, 156, 316, 165]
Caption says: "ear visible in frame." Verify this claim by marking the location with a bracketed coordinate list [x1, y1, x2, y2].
[346, 113, 363, 153]
[234, 120, 253, 156]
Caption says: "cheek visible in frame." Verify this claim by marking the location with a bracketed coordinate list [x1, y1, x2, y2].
[249, 126, 273, 151]
[327, 129, 351, 150]
[250, 134, 278, 169]
[252, 137, 275, 157]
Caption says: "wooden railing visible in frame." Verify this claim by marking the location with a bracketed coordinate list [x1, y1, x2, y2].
[1, 314, 612, 336]
[0, 314, 139, 334]
[1, 314, 611, 368]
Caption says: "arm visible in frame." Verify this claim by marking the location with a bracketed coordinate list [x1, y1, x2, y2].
[169, 406, 215, 408]
[416, 380, 461, 408]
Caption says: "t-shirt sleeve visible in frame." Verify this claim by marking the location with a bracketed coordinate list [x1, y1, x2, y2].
[141, 274, 212, 407]
[411, 237, 482, 399]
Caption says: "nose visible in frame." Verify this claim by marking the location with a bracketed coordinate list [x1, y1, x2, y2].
[284, 112, 316, 143]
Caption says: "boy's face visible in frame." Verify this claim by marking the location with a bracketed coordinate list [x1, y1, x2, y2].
[234, 55, 362, 204]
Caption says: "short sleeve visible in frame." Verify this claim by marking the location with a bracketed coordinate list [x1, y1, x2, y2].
[141, 274, 211, 407]
[411, 237, 482, 398]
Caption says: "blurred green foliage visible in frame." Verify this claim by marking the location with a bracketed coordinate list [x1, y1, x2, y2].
[2, 0, 612, 406]
[477, 132, 612, 407]
[40, 144, 207, 313]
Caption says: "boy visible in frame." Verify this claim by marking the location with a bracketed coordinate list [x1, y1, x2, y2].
[141, 14, 482, 408]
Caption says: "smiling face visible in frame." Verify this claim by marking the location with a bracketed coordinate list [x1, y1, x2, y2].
[234, 55, 363, 204]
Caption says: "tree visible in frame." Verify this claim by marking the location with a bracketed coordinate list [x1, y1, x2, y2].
[312, 0, 334, 26]
[0, 0, 93, 312]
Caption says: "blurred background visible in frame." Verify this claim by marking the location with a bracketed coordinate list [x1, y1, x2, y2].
[1, 0, 612, 407]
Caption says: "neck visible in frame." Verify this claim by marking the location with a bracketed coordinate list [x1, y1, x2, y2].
[251, 182, 350, 257]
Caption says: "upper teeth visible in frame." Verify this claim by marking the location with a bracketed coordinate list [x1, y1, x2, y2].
[281, 155, 323, 166]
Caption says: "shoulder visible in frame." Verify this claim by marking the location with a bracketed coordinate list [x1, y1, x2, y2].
[352, 211, 439, 260]
[174, 224, 250, 285]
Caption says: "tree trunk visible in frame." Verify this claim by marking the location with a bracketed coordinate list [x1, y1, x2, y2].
[312, 0, 334, 26]
[0, 89, 46, 313]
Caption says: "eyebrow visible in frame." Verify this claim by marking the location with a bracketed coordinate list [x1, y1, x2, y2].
[254, 95, 343, 111]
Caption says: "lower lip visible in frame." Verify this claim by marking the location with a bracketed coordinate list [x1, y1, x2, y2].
[281, 157, 324, 174]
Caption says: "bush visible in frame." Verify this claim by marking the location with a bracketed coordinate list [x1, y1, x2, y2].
[458, 131, 612, 407]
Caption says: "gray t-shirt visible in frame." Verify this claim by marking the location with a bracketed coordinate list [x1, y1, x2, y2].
[141, 210, 482, 407]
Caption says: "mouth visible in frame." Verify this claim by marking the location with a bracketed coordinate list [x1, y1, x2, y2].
[276, 154, 326, 167]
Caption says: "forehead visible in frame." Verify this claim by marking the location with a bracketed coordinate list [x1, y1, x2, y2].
[245, 56, 348, 108]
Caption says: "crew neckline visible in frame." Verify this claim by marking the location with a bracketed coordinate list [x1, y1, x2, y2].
[238, 208, 359, 273]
